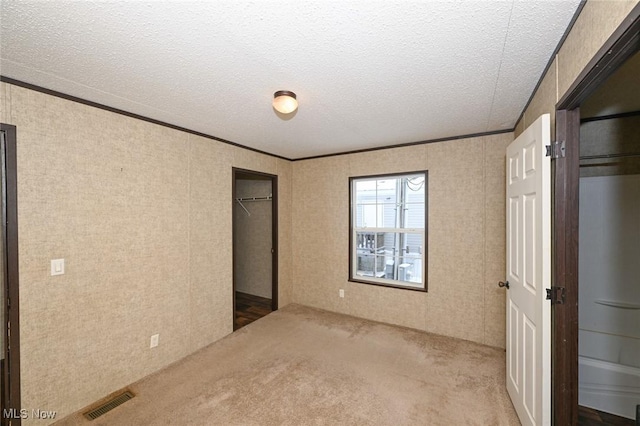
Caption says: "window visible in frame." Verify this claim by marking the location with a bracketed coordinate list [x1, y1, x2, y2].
[349, 171, 427, 291]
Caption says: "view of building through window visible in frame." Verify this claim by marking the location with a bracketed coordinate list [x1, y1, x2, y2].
[350, 172, 427, 290]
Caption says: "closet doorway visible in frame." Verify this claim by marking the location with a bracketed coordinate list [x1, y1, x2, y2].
[576, 51, 640, 423]
[232, 168, 278, 331]
[554, 9, 639, 424]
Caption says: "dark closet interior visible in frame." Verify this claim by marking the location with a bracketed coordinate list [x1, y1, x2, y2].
[232, 169, 278, 330]
[576, 50, 640, 423]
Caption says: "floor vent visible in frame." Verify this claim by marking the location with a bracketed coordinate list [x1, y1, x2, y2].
[83, 391, 134, 420]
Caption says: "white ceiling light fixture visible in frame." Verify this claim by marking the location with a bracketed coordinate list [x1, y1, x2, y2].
[272, 90, 298, 114]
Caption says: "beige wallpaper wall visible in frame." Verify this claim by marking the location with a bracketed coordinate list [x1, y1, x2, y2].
[516, 0, 639, 137]
[0, 82, 292, 424]
[234, 179, 273, 299]
[292, 133, 513, 348]
[0, 88, 9, 363]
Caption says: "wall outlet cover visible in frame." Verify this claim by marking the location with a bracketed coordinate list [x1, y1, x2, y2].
[51, 259, 65, 276]
[150, 334, 159, 348]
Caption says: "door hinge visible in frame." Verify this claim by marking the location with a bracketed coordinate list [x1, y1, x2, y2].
[546, 286, 566, 304]
[545, 140, 565, 159]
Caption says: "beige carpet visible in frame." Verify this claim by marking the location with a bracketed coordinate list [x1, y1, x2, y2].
[56, 304, 520, 425]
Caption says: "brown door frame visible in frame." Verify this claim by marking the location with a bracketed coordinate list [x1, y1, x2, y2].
[1, 123, 20, 426]
[231, 167, 279, 328]
[553, 6, 639, 425]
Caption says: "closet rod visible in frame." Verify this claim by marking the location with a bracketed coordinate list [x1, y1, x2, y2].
[580, 152, 640, 161]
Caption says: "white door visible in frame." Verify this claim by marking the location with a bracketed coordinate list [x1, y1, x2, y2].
[505, 114, 551, 426]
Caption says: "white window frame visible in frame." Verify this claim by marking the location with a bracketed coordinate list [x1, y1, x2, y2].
[349, 171, 428, 291]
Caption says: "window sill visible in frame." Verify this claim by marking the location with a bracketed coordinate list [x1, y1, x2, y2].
[348, 277, 427, 292]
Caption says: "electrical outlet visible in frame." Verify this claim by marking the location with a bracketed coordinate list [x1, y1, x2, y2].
[339, 289, 345, 298]
[150, 334, 159, 348]
[51, 259, 65, 276]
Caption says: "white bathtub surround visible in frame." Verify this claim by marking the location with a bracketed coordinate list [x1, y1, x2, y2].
[579, 356, 640, 420]
[579, 327, 640, 419]
[578, 174, 640, 420]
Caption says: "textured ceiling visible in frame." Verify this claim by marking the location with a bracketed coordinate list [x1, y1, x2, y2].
[0, 1, 581, 159]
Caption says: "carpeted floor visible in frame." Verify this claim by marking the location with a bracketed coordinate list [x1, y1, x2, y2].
[56, 304, 520, 425]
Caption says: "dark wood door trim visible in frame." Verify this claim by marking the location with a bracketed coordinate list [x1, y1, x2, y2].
[1, 123, 20, 426]
[231, 167, 279, 330]
[552, 6, 639, 424]
[270, 174, 278, 311]
[552, 109, 580, 426]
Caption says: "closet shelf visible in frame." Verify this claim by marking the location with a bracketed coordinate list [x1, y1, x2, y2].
[235, 194, 272, 216]
[236, 195, 272, 202]
[580, 152, 640, 161]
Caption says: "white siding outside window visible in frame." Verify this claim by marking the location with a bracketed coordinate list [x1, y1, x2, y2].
[350, 171, 428, 291]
